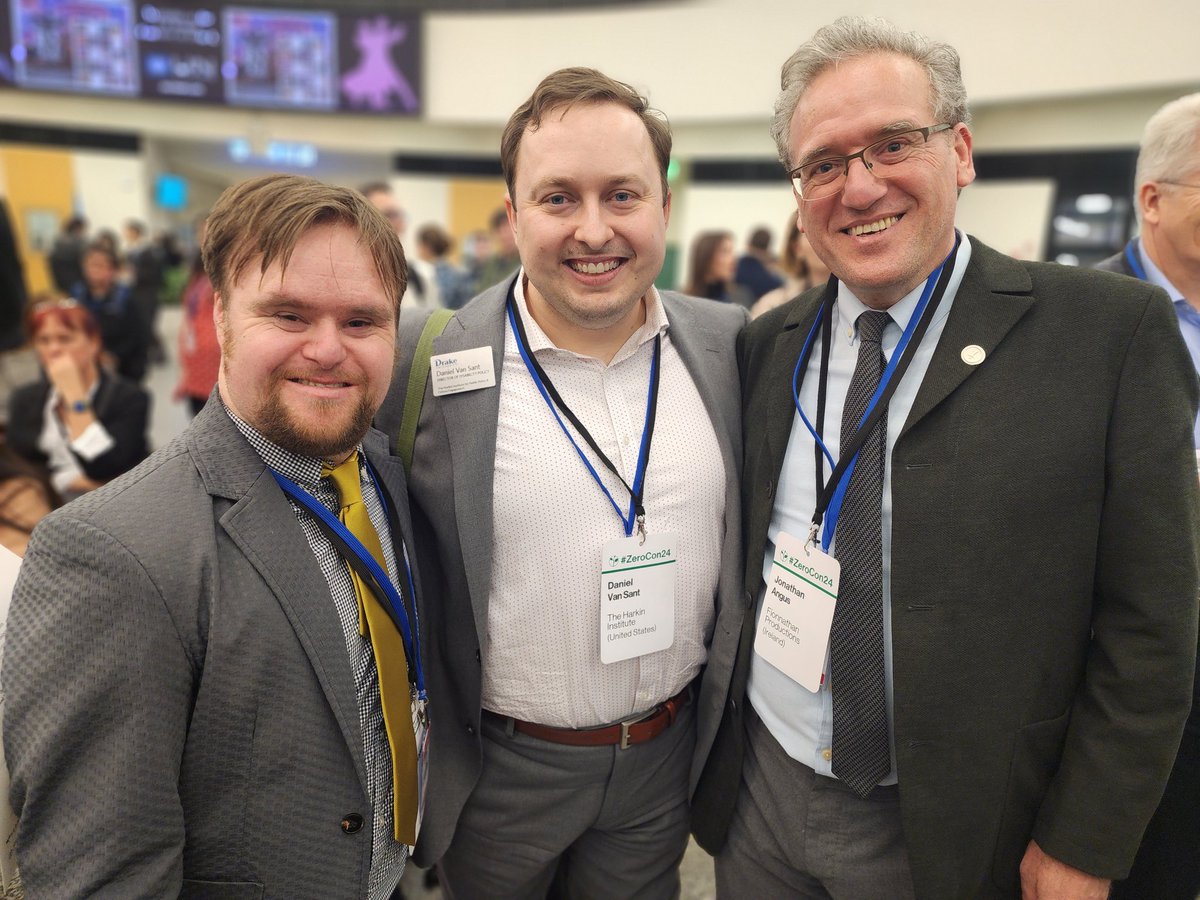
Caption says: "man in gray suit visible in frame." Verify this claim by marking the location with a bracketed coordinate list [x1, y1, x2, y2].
[690, 16, 1200, 900]
[4, 174, 425, 898]
[377, 67, 745, 899]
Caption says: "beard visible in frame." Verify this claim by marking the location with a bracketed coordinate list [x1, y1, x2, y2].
[255, 383, 376, 461]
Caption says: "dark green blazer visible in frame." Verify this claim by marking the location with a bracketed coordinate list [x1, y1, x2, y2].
[692, 237, 1200, 899]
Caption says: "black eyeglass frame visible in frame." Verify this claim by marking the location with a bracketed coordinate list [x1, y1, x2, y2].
[788, 123, 955, 200]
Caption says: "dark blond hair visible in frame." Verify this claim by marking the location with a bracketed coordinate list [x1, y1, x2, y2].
[203, 174, 407, 315]
[500, 67, 672, 204]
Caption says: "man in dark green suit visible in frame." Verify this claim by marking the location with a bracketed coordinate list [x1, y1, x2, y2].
[691, 15, 1200, 900]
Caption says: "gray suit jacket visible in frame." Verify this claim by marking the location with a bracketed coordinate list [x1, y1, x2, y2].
[692, 238, 1200, 898]
[376, 275, 746, 867]
[3, 398, 422, 899]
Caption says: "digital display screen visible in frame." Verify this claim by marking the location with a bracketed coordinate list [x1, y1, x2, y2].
[11, 0, 139, 95]
[3, 0, 422, 114]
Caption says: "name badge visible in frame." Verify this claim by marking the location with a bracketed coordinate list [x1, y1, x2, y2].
[754, 530, 839, 692]
[599, 532, 677, 664]
[430, 346, 496, 396]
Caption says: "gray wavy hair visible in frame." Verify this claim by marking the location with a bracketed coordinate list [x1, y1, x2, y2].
[771, 16, 970, 169]
[1135, 93, 1200, 196]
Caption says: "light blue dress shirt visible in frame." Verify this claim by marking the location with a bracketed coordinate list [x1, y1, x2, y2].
[1134, 238, 1200, 448]
[746, 236, 973, 785]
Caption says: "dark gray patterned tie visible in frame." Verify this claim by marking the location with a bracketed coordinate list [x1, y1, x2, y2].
[830, 309, 892, 798]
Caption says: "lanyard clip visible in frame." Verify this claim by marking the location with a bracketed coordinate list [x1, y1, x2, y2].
[636, 513, 647, 546]
[804, 522, 820, 554]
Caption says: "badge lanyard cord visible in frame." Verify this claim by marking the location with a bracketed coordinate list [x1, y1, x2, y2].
[792, 236, 961, 552]
[505, 292, 660, 542]
[1124, 240, 1148, 281]
[271, 465, 427, 702]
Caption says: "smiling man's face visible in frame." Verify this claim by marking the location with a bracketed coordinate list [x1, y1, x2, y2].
[215, 222, 396, 463]
[506, 100, 670, 342]
[789, 52, 975, 309]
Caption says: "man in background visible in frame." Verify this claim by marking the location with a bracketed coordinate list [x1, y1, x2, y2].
[472, 205, 521, 292]
[362, 180, 439, 309]
[5, 174, 425, 898]
[378, 66, 745, 899]
[1097, 91, 1200, 900]
[692, 16, 1200, 900]
[734, 226, 785, 302]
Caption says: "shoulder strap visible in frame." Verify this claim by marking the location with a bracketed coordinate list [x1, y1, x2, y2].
[398, 307, 454, 474]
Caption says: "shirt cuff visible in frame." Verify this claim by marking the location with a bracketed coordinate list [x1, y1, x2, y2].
[69, 421, 116, 461]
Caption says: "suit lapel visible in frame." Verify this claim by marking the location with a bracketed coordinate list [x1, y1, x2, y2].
[900, 239, 1035, 438]
[660, 293, 740, 474]
[189, 404, 370, 792]
[430, 284, 509, 644]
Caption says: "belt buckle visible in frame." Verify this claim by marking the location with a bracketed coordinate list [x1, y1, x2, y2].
[617, 705, 659, 750]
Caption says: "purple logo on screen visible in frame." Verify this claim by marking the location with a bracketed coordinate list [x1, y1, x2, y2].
[341, 16, 417, 112]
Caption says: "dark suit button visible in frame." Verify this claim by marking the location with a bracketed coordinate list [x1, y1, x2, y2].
[475, 648, 481, 662]
[466, 723, 475, 735]
[341, 813, 364, 834]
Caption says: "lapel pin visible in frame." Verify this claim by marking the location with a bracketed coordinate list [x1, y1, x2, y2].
[960, 344, 986, 366]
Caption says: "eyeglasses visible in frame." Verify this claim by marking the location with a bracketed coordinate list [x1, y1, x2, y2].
[789, 124, 954, 201]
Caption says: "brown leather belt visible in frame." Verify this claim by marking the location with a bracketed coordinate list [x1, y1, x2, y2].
[493, 687, 690, 750]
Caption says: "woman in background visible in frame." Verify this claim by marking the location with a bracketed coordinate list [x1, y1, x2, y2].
[416, 223, 474, 310]
[684, 230, 753, 307]
[7, 298, 150, 502]
[751, 214, 832, 319]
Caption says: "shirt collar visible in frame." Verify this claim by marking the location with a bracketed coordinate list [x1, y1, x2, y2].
[510, 267, 668, 364]
[1136, 237, 1186, 303]
[223, 398, 361, 493]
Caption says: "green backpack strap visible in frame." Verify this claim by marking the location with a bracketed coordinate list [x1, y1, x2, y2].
[398, 307, 454, 474]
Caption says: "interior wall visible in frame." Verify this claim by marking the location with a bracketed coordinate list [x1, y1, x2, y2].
[0, 146, 76, 295]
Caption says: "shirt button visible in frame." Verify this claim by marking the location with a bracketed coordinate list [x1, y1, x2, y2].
[341, 813, 364, 834]
[821, 748, 833, 762]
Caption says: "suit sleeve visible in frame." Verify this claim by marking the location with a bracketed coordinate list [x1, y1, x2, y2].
[3, 511, 196, 897]
[1032, 285, 1200, 876]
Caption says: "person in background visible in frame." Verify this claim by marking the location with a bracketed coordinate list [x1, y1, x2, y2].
[47, 215, 87, 295]
[124, 219, 166, 364]
[1096, 91, 1200, 900]
[734, 226, 785, 301]
[174, 216, 220, 417]
[684, 230, 753, 306]
[7, 298, 149, 502]
[70, 242, 147, 382]
[362, 180, 440, 309]
[0, 445, 54, 556]
[416, 223, 473, 310]
[751, 213, 832, 318]
[472, 206, 521, 292]
[692, 16, 1199, 899]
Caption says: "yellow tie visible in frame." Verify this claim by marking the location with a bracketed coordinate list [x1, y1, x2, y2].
[323, 451, 418, 845]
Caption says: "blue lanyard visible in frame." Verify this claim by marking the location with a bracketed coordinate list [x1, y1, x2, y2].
[793, 237, 960, 551]
[1124, 239, 1148, 281]
[270, 463, 426, 700]
[505, 293, 660, 540]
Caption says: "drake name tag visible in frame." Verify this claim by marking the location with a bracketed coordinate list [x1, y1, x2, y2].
[599, 533, 677, 664]
[754, 530, 839, 692]
[412, 695, 430, 844]
[430, 346, 496, 396]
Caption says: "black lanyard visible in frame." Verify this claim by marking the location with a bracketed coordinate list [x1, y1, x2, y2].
[506, 288, 661, 539]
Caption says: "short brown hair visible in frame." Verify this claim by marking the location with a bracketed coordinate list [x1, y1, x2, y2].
[500, 67, 672, 205]
[202, 174, 407, 315]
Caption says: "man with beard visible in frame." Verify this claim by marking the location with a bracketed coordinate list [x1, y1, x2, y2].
[377, 67, 745, 899]
[4, 174, 427, 899]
